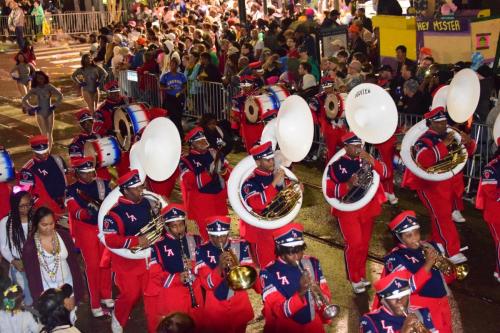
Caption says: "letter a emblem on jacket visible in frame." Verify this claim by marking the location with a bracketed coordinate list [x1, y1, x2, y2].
[207, 250, 216, 263]
[163, 246, 174, 256]
[38, 168, 49, 176]
[404, 254, 419, 264]
[125, 212, 137, 222]
[276, 272, 289, 285]
[381, 320, 394, 333]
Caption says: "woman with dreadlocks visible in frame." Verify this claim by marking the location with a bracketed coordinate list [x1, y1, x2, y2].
[0, 190, 33, 305]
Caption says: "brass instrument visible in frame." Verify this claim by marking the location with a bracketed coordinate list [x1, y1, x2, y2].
[219, 243, 257, 290]
[424, 140, 467, 174]
[400, 307, 430, 333]
[421, 242, 469, 280]
[179, 236, 199, 308]
[259, 180, 302, 220]
[296, 261, 339, 319]
[130, 196, 164, 253]
[342, 159, 374, 204]
[76, 189, 102, 211]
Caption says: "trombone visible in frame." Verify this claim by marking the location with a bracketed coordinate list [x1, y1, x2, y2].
[219, 243, 257, 290]
[296, 261, 339, 319]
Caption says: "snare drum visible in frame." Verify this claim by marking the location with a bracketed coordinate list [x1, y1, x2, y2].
[0, 149, 14, 182]
[265, 85, 290, 104]
[113, 103, 150, 151]
[244, 94, 280, 123]
[84, 137, 122, 168]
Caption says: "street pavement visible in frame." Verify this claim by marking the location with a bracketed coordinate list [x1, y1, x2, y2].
[0, 41, 499, 332]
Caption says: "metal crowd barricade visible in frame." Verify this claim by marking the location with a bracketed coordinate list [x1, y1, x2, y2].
[117, 70, 162, 107]
[185, 81, 230, 120]
[0, 11, 126, 37]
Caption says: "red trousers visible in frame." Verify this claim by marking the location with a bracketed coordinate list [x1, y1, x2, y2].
[202, 290, 253, 333]
[263, 315, 325, 333]
[187, 192, 228, 241]
[337, 212, 375, 283]
[240, 221, 275, 268]
[323, 127, 347, 163]
[146, 169, 179, 199]
[451, 173, 465, 211]
[411, 294, 452, 333]
[114, 268, 152, 328]
[73, 221, 111, 309]
[375, 136, 396, 194]
[241, 122, 264, 153]
[418, 189, 461, 257]
[146, 283, 204, 333]
[486, 222, 500, 276]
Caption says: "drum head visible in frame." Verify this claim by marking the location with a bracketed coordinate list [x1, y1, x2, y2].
[325, 93, 339, 119]
[83, 141, 98, 166]
[244, 97, 260, 123]
[113, 107, 133, 151]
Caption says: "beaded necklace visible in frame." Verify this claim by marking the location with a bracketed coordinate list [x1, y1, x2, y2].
[34, 231, 61, 282]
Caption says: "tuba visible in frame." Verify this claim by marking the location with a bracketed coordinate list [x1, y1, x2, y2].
[401, 69, 480, 181]
[228, 95, 314, 230]
[219, 243, 257, 290]
[98, 118, 181, 259]
[322, 84, 398, 211]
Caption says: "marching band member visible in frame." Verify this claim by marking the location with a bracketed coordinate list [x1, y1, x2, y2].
[102, 169, 156, 333]
[402, 107, 476, 264]
[20, 135, 67, 216]
[93, 80, 128, 137]
[325, 132, 386, 293]
[309, 83, 347, 162]
[179, 127, 231, 241]
[68, 108, 111, 181]
[382, 210, 454, 333]
[240, 141, 288, 268]
[360, 271, 437, 333]
[195, 216, 257, 333]
[375, 134, 399, 205]
[65, 157, 113, 317]
[146, 204, 203, 332]
[233, 83, 264, 153]
[476, 138, 500, 283]
[260, 223, 333, 333]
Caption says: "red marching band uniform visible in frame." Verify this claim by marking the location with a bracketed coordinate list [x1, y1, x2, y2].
[102, 170, 155, 332]
[380, 210, 454, 333]
[179, 127, 231, 241]
[240, 142, 286, 268]
[402, 107, 476, 263]
[19, 135, 67, 216]
[145, 204, 203, 333]
[194, 216, 258, 333]
[232, 84, 264, 153]
[0, 146, 13, 219]
[65, 157, 113, 316]
[260, 223, 333, 333]
[476, 138, 500, 282]
[68, 108, 112, 181]
[324, 132, 386, 293]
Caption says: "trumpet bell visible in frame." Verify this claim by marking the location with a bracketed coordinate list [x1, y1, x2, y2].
[345, 83, 398, 144]
[323, 304, 340, 319]
[226, 265, 258, 290]
[447, 68, 480, 123]
[455, 263, 469, 281]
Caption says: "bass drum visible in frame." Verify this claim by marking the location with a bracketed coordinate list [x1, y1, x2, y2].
[324, 93, 344, 119]
[265, 85, 290, 104]
[0, 148, 15, 182]
[244, 94, 280, 124]
[113, 103, 150, 151]
[84, 137, 122, 168]
[321, 148, 380, 212]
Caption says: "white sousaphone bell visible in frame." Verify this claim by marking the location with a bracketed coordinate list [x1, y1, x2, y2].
[98, 117, 181, 259]
[493, 113, 500, 147]
[228, 95, 314, 230]
[322, 83, 398, 211]
[401, 68, 480, 181]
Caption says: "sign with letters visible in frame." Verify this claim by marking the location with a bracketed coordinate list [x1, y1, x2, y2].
[416, 19, 469, 33]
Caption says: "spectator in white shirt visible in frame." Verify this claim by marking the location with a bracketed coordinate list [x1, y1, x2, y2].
[299, 61, 318, 90]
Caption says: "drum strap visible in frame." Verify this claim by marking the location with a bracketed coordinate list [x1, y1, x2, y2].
[52, 155, 67, 186]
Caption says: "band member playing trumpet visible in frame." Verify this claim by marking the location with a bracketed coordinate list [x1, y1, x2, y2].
[66, 157, 112, 317]
[476, 138, 500, 283]
[382, 211, 454, 333]
[360, 271, 437, 333]
[260, 223, 334, 333]
[240, 141, 289, 268]
[402, 107, 476, 264]
[325, 132, 387, 293]
[194, 216, 257, 333]
[146, 204, 203, 332]
[179, 127, 231, 241]
[68, 108, 111, 181]
[20, 135, 67, 216]
[102, 169, 156, 333]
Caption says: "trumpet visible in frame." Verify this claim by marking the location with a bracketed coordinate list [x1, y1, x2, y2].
[400, 306, 430, 333]
[219, 243, 257, 290]
[179, 236, 199, 308]
[296, 261, 339, 319]
[421, 242, 469, 280]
